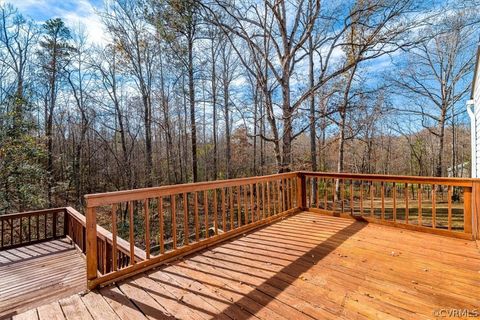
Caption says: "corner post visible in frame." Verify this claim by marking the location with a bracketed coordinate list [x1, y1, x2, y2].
[297, 172, 307, 211]
[472, 181, 480, 240]
[63, 208, 68, 237]
[86, 204, 98, 286]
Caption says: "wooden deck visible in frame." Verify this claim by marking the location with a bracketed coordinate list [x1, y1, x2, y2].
[0, 238, 86, 319]
[8, 211, 480, 320]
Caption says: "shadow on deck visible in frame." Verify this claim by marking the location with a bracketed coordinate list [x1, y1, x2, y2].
[0, 238, 86, 319]
[9, 211, 480, 320]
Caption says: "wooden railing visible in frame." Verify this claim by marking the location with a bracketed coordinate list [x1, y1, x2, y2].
[84, 172, 300, 289]
[300, 172, 478, 239]
[0, 207, 140, 274]
[65, 207, 144, 273]
[5, 171, 474, 289]
[0, 208, 67, 250]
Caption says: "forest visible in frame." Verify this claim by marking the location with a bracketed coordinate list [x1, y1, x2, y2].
[0, 0, 478, 214]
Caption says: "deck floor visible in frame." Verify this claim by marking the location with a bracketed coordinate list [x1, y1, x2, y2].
[9, 211, 480, 320]
[0, 238, 86, 319]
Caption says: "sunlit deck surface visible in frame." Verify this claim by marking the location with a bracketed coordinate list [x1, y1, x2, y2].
[0, 238, 86, 319]
[9, 212, 480, 320]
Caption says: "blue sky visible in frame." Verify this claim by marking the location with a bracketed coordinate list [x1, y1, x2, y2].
[10, 0, 106, 43]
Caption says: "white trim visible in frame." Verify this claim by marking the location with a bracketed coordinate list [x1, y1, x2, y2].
[467, 100, 477, 177]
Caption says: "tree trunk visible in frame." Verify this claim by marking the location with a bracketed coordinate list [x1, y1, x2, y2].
[188, 37, 198, 182]
[211, 40, 218, 180]
[308, 35, 317, 172]
[224, 74, 231, 179]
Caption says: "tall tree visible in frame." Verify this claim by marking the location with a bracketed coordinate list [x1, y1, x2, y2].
[37, 18, 73, 206]
[149, 0, 200, 181]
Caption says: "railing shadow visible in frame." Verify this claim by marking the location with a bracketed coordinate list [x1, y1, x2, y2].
[0, 238, 75, 266]
[214, 215, 366, 319]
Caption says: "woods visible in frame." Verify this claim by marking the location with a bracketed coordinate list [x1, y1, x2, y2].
[0, 0, 478, 213]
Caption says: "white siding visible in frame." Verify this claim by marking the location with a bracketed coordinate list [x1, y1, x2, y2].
[475, 52, 480, 177]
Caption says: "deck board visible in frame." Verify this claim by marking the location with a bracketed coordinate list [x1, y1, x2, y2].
[0, 238, 87, 319]
[10, 212, 480, 319]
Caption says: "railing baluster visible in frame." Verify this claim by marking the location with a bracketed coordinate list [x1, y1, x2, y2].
[448, 186, 452, 231]
[350, 180, 354, 213]
[36, 215, 40, 240]
[19, 217, 22, 244]
[112, 204, 118, 271]
[381, 182, 385, 220]
[44, 213, 47, 239]
[214, 189, 218, 235]
[159, 197, 165, 254]
[221, 188, 226, 232]
[370, 182, 374, 217]
[145, 199, 151, 258]
[237, 186, 241, 227]
[393, 182, 397, 222]
[278, 180, 283, 213]
[306, 177, 311, 208]
[243, 185, 249, 223]
[249, 184, 254, 223]
[28, 216, 31, 242]
[341, 179, 345, 212]
[272, 182, 277, 214]
[103, 239, 107, 274]
[128, 201, 135, 265]
[323, 178, 328, 209]
[405, 183, 409, 224]
[418, 185, 422, 226]
[194, 192, 199, 241]
[332, 179, 336, 212]
[204, 191, 209, 238]
[360, 182, 364, 215]
[262, 182, 266, 219]
[229, 187, 234, 230]
[184, 193, 189, 245]
[432, 185, 436, 229]
[267, 182, 271, 216]
[171, 195, 177, 249]
[255, 183, 260, 220]
[183, 192, 190, 246]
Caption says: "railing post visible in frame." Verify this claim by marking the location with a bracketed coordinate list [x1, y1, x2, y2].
[464, 187, 473, 236]
[63, 208, 68, 237]
[472, 182, 480, 240]
[86, 205, 98, 286]
[52, 211, 57, 238]
[297, 172, 306, 210]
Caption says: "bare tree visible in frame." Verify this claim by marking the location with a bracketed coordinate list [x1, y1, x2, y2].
[102, 0, 158, 186]
[393, 11, 477, 176]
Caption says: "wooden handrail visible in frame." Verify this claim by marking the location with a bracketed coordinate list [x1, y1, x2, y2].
[85, 172, 298, 207]
[298, 171, 475, 187]
[300, 171, 476, 240]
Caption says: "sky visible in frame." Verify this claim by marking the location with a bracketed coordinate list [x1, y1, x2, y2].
[8, 0, 106, 44]
[3, 0, 475, 130]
